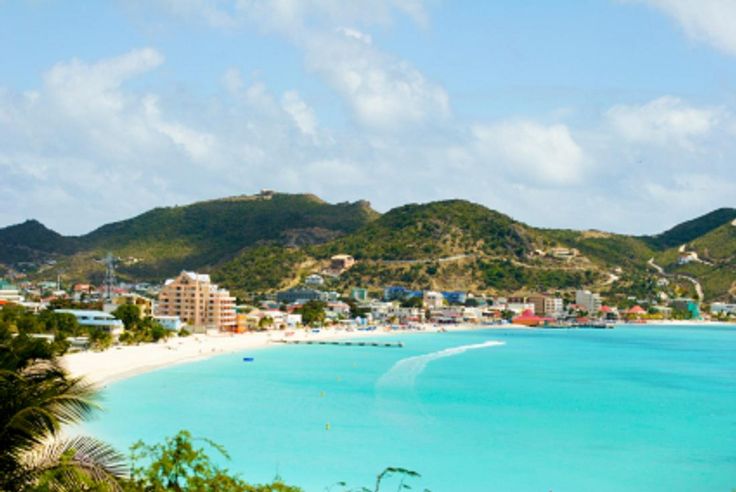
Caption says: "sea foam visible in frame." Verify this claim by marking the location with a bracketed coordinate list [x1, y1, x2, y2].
[376, 340, 505, 389]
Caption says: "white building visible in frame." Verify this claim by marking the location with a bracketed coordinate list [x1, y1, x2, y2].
[154, 315, 184, 331]
[575, 290, 602, 313]
[54, 309, 124, 338]
[507, 302, 535, 314]
[710, 303, 736, 315]
[423, 291, 445, 310]
[304, 274, 325, 286]
[0, 280, 24, 304]
[544, 297, 564, 316]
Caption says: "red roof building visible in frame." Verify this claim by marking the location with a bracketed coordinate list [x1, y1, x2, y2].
[513, 309, 544, 327]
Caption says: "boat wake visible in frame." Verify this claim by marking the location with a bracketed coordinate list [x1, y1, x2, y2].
[376, 340, 505, 389]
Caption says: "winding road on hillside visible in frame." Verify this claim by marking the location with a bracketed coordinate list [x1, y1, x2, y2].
[647, 257, 704, 300]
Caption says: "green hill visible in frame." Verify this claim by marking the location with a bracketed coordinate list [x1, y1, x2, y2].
[0, 220, 77, 263]
[312, 200, 533, 260]
[0, 194, 733, 301]
[642, 208, 736, 250]
[0, 193, 378, 282]
[655, 220, 736, 301]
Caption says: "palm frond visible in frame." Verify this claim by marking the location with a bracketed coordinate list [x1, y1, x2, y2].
[22, 435, 128, 490]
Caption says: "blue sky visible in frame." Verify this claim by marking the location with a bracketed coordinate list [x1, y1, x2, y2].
[1, 0, 735, 234]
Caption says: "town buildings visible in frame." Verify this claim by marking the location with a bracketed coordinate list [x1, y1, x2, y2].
[156, 271, 236, 332]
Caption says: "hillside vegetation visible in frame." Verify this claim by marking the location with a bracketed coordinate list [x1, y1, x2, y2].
[1, 194, 733, 301]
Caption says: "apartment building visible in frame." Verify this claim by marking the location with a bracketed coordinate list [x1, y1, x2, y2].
[528, 295, 564, 316]
[156, 272, 236, 332]
[575, 290, 602, 314]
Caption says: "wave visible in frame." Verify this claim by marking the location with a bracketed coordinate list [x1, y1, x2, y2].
[376, 340, 505, 389]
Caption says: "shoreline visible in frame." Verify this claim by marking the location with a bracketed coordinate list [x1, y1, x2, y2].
[62, 323, 494, 387]
[61, 320, 731, 387]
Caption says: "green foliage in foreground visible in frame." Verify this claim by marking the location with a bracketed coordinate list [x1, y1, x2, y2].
[125, 430, 427, 492]
[0, 326, 127, 491]
[124, 430, 301, 492]
[0, 328, 427, 492]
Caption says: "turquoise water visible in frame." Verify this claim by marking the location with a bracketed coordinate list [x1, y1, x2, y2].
[87, 325, 736, 491]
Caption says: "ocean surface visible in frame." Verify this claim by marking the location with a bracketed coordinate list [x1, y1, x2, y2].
[87, 325, 736, 491]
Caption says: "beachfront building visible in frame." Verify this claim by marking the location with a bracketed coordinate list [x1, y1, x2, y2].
[156, 272, 236, 332]
[55, 309, 124, 337]
[506, 297, 536, 314]
[527, 295, 564, 316]
[575, 290, 602, 314]
[326, 301, 351, 319]
[424, 291, 445, 309]
[671, 298, 701, 319]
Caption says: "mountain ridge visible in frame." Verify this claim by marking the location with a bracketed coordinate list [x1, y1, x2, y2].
[0, 193, 733, 302]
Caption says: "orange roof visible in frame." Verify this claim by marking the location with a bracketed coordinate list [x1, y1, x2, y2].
[627, 305, 646, 314]
[513, 309, 543, 326]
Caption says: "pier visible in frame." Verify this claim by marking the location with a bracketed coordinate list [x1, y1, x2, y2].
[272, 340, 404, 348]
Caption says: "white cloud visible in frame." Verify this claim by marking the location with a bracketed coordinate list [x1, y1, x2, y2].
[2, 5, 735, 236]
[280, 90, 318, 137]
[336, 27, 373, 44]
[644, 172, 736, 207]
[630, 0, 736, 56]
[304, 32, 450, 131]
[146, 0, 443, 132]
[472, 121, 586, 185]
[606, 96, 723, 149]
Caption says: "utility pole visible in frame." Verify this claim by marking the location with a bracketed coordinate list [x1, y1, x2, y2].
[104, 252, 116, 300]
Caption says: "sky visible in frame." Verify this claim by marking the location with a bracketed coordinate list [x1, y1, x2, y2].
[1, 0, 735, 235]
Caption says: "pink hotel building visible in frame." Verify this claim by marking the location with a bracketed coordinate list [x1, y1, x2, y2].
[156, 271, 236, 332]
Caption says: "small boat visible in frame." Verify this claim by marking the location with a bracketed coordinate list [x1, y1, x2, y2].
[242, 357, 255, 362]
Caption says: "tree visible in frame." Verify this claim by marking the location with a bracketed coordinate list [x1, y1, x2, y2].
[112, 304, 141, 330]
[400, 296, 423, 309]
[0, 327, 127, 490]
[258, 316, 274, 330]
[296, 301, 326, 327]
[124, 430, 301, 492]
